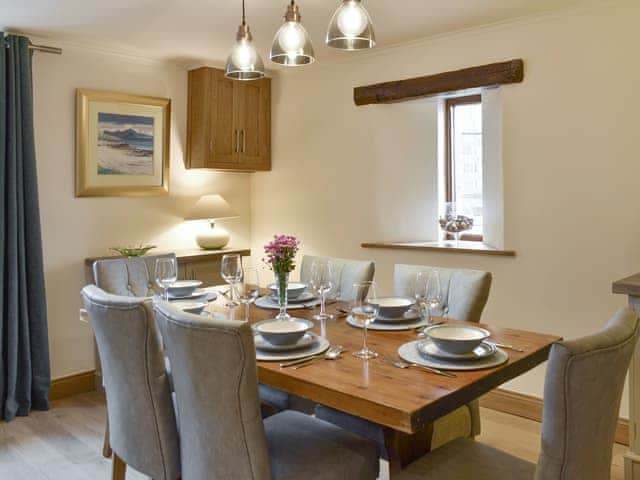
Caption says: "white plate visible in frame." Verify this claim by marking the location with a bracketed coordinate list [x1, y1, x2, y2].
[255, 336, 330, 362]
[254, 332, 319, 352]
[266, 291, 317, 304]
[255, 295, 320, 310]
[417, 339, 497, 361]
[346, 314, 430, 331]
[167, 280, 203, 296]
[375, 310, 421, 323]
[170, 300, 209, 314]
[168, 288, 217, 302]
[397, 340, 509, 371]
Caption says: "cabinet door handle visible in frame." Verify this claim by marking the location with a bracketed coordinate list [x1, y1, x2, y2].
[241, 130, 246, 153]
[235, 130, 240, 153]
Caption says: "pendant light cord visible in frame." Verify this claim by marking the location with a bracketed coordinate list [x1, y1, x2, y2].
[242, 0, 246, 25]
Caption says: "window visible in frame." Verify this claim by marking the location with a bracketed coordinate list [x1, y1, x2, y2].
[445, 95, 483, 240]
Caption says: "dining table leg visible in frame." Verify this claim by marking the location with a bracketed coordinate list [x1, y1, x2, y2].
[383, 424, 434, 475]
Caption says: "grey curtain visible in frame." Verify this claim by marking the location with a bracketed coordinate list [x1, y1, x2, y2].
[0, 33, 50, 421]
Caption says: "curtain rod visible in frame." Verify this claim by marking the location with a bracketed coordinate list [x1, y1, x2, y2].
[3, 39, 62, 55]
[29, 42, 62, 55]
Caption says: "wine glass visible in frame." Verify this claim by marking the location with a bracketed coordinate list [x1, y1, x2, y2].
[424, 270, 442, 324]
[414, 271, 429, 319]
[155, 257, 177, 302]
[310, 259, 334, 321]
[237, 267, 260, 322]
[350, 281, 379, 359]
[221, 254, 242, 307]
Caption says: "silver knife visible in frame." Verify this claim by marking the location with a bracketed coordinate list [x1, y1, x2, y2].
[280, 354, 324, 368]
[491, 342, 524, 352]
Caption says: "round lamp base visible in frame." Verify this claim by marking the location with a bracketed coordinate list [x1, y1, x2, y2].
[196, 226, 230, 250]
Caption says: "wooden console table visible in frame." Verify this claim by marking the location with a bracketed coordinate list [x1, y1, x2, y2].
[613, 274, 640, 479]
[84, 247, 251, 286]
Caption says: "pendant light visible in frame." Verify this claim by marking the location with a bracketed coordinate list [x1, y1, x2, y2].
[326, 0, 375, 51]
[225, 0, 265, 80]
[270, 1, 315, 66]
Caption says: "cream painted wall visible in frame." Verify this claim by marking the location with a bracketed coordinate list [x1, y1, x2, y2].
[252, 1, 640, 416]
[33, 46, 252, 379]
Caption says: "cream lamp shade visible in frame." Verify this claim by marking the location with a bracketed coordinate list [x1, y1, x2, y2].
[185, 195, 239, 249]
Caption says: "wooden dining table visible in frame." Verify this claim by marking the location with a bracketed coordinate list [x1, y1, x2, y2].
[205, 292, 561, 474]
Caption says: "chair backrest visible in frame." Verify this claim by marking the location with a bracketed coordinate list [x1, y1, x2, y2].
[536, 308, 640, 480]
[153, 300, 271, 480]
[393, 264, 492, 323]
[93, 253, 177, 298]
[300, 255, 375, 301]
[81, 285, 180, 480]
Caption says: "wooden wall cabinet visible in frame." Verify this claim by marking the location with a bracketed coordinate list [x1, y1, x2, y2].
[186, 67, 271, 172]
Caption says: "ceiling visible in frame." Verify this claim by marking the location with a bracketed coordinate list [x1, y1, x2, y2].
[3, 0, 586, 65]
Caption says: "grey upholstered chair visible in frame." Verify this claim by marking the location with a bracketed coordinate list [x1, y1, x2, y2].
[93, 253, 176, 298]
[259, 254, 376, 415]
[92, 253, 177, 457]
[153, 300, 379, 480]
[396, 307, 639, 480]
[316, 263, 492, 457]
[81, 285, 180, 480]
[300, 254, 376, 301]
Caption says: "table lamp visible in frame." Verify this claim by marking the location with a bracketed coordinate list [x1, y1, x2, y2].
[185, 195, 239, 249]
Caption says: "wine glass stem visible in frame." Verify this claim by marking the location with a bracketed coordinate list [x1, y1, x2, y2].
[363, 323, 369, 353]
[320, 291, 326, 315]
[245, 302, 250, 322]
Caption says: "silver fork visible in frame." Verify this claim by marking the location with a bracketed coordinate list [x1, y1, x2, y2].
[385, 354, 456, 378]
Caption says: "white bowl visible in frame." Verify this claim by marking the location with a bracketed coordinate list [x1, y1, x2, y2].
[268, 282, 307, 300]
[171, 300, 208, 315]
[253, 318, 313, 346]
[168, 280, 203, 298]
[373, 297, 414, 318]
[424, 324, 491, 355]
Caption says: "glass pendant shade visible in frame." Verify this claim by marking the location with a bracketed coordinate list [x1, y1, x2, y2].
[225, 1, 265, 80]
[326, 0, 375, 50]
[270, 1, 315, 66]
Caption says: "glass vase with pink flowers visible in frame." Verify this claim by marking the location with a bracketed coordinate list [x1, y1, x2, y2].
[263, 234, 300, 320]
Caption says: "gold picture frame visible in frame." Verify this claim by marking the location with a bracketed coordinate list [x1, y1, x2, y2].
[75, 89, 171, 197]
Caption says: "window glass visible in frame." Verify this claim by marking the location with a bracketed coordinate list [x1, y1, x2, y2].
[449, 100, 483, 238]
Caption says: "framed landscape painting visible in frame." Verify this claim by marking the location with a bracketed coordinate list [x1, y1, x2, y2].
[75, 89, 171, 197]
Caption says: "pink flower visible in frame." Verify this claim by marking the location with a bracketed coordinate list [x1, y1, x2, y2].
[263, 234, 300, 274]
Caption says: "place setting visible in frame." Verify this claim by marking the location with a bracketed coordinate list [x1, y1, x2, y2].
[252, 317, 332, 362]
[254, 282, 321, 310]
[346, 269, 444, 333]
[396, 324, 510, 372]
[154, 257, 218, 315]
[346, 296, 428, 331]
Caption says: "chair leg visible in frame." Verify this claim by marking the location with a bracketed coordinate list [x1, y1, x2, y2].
[103, 414, 112, 458]
[111, 454, 126, 480]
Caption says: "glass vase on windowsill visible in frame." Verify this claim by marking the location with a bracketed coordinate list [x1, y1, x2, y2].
[439, 202, 474, 245]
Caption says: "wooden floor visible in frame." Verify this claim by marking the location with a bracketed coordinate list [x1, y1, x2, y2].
[0, 391, 627, 479]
